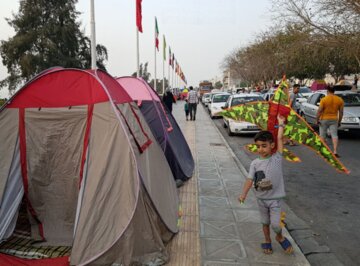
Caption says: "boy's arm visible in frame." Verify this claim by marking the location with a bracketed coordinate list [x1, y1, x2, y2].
[277, 115, 286, 154]
[238, 178, 253, 202]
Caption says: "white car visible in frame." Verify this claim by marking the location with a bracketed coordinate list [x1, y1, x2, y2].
[202, 93, 211, 106]
[298, 87, 312, 98]
[222, 94, 264, 136]
[208, 92, 231, 119]
[301, 90, 360, 132]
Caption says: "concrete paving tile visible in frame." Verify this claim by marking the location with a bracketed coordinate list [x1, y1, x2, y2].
[236, 222, 264, 242]
[199, 186, 227, 197]
[223, 180, 243, 190]
[199, 179, 223, 188]
[198, 164, 217, 169]
[199, 161, 217, 166]
[233, 209, 261, 223]
[221, 170, 242, 176]
[203, 260, 250, 266]
[199, 173, 220, 180]
[225, 185, 244, 197]
[201, 238, 247, 262]
[222, 174, 243, 181]
[200, 207, 236, 222]
[249, 263, 282, 266]
[200, 220, 238, 239]
[199, 196, 230, 208]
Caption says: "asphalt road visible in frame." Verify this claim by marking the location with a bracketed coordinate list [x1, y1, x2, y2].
[210, 112, 360, 266]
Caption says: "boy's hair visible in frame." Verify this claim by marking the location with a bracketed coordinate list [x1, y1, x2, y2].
[254, 131, 274, 143]
[293, 84, 300, 89]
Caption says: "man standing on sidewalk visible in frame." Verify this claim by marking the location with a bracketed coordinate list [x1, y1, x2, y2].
[187, 86, 198, 120]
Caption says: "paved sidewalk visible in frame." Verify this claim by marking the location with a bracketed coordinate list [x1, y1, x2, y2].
[169, 101, 310, 266]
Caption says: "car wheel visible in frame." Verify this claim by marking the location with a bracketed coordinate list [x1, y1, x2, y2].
[227, 126, 234, 136]
[223, 121, 227, 128]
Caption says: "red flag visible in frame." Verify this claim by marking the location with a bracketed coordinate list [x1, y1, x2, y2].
[136, 0, 143, 32]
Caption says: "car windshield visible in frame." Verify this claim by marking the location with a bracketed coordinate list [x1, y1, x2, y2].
[231, 96, 263, 106]
[213, 94, 230, 103]
[338, 93, 360, 106]
[299, 87, 311, 93]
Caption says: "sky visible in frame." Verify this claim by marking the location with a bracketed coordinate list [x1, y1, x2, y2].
[0, 0, 273, 97]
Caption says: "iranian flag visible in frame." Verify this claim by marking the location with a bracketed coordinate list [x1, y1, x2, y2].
[155, 17, 159, 51]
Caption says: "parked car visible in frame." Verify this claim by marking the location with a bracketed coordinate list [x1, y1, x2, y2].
[202, 92, 211, 106]
[206, 92, 224, 113]
[208, 92, 230, 119]
[298, 87, 312, 98]
[263, 88, 276, 101]
[222, 94, 264, 136]
[300, 91, 360, 132]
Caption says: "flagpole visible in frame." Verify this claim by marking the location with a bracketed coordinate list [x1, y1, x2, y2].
[162, 35, 165, 95]
[172, 60, 175, 89]
[162, 58, 165, 94]
[168, 59, 170, 90]
[90, 0, 96, 69]
[154, 17, 157, 93]
[136, 29, 140, 77]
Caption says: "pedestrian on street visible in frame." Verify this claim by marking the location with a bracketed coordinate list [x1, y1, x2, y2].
[286, 84, 301, 146]
[289, 84, 300, 113]
[184, 99, 189, 121]
[163, 88, 176, 113]
[316, 85, 344, 157]
[354, 75, 358, 88]
[239, 115, 294, 255]
[187, 86, 198, 120]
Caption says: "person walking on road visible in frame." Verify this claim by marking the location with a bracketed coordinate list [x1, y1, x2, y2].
[286, 84, 300, 146]
[187, 86, 198, 120]
[162, 88, 176, 113]
[289, 84, 300, 113]
[316, 85, 344, 157]
[239, 115, 294, 255]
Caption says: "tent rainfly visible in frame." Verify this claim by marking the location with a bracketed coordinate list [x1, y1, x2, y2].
[116, 77, 194, 183]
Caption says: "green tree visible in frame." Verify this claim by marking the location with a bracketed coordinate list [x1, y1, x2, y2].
[0, 0, 108, 93]
[215, 81, 223, 90]
[132, 62, 151, 82]
[149, 78, 169, 95]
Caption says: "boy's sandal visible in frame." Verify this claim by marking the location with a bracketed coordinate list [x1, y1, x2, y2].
[261, 242, 273, 254]
[278, 237, 293, 254]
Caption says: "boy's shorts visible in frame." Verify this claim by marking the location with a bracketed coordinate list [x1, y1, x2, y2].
[257, 199, 282, 232]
